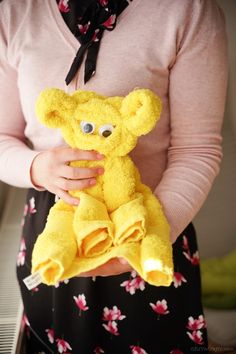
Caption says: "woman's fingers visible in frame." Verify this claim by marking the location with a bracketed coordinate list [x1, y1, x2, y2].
[58, 147, 104, 163]
[55, 189, 80, 206]
[56, 176, 97, 191]
[61, 165, 104, 180]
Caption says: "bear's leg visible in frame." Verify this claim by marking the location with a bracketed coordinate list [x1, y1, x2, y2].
[73, 192, 114, 257]
[31, 200, 77, 285]
[139, 191, 174, 286]
[111, 194, 147, 246]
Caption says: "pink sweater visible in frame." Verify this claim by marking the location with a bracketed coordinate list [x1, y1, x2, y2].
[0, 0, 228, 241]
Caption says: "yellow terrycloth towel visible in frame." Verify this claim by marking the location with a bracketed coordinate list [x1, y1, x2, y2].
[31, 88, 174, 287]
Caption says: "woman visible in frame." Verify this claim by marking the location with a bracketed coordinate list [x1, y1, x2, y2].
[0, 0, 228, 353]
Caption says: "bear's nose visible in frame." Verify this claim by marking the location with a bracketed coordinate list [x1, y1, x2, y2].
[102, 130, 112, 138]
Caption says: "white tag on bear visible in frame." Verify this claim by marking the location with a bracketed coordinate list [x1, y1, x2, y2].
[23, 272, 42, 290]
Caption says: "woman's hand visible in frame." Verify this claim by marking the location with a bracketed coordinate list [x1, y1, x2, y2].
[78, 258, 132, 277]
[30, 146, 104, 205]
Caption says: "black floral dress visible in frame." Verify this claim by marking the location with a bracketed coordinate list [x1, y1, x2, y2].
[16, 190, 209, 354]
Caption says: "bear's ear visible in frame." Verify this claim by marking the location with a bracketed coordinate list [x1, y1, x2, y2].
[35, 88, 76, 128]
[120, 89, 162, 136]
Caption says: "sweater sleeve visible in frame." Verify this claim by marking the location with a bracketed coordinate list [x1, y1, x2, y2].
[154, 0, 228, 242]
[0, 6, 40, 188]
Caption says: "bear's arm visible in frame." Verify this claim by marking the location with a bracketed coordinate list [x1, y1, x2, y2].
[103, 156, 136, 212]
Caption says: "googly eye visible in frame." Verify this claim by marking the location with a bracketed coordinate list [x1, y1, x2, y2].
[80, 121, 95, 134]
[99, 124, 114, 138]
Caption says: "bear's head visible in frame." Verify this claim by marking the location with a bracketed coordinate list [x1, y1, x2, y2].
[35, 88, 162, 156]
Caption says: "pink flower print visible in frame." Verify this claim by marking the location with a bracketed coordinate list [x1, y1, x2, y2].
[92, 29, 100, 42]
[121, 271, 145, 295]
[186, 315, 206, 331]
[102, 320, 119, 336]
[102, 306, 126, 321]
[17, 250, 26, 266]
[31, 286, 39, 293]
[130, 345, 148, 354]
[111, 306, 126, 321]
[94, 347, 105, 354]
[173, 272, 187, 288]
[182, 234, 199, 265]
[56, 338, 72, 353]
[21, 208, 27, 226]
[183, 251, 191, 262]
[102, 307, 113, 321]
[170, 350, 184, 354]
[17, 238, 26, 266]
[182, 235, 189, 251]
[45, 329, 54, 344]
[78, 22, 90, 35]
[99, 0, 108, 6]
[102, 15, 116, 29]
[58, 0, 69, 13]
[191, 251, 200, 265]
[187, 330, 204, 345]
[183, 250, 199, 266]
[134, 276, 145, 291]
[120, 279, 137, 295]
[150, 299, 169, 315]
[131, 271, 145, 291]
[73, 294, 89, 315]
[102, 306, 125, 336]
[28, 197, 37, 214]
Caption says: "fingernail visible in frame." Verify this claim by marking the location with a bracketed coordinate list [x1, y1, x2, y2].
[118, 258, 128, 265]
[90, 179, 96, 186]
[73, 199, 80, 206]
[96, 153, 104, 159]
[97, 168, 104, 175]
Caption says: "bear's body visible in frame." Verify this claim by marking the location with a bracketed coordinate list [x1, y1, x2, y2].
[70, 155, 137, 212]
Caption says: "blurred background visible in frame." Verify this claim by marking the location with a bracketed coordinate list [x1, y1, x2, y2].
[194, 0, 236, 259]
[193, 1, 236, 351]
[0, 0, 235, 353]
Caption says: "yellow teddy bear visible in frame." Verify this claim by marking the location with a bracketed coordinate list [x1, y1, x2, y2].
[31, 88, 173, 287]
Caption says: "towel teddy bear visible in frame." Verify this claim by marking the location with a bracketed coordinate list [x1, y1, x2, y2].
[31, 88, 173, 287]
